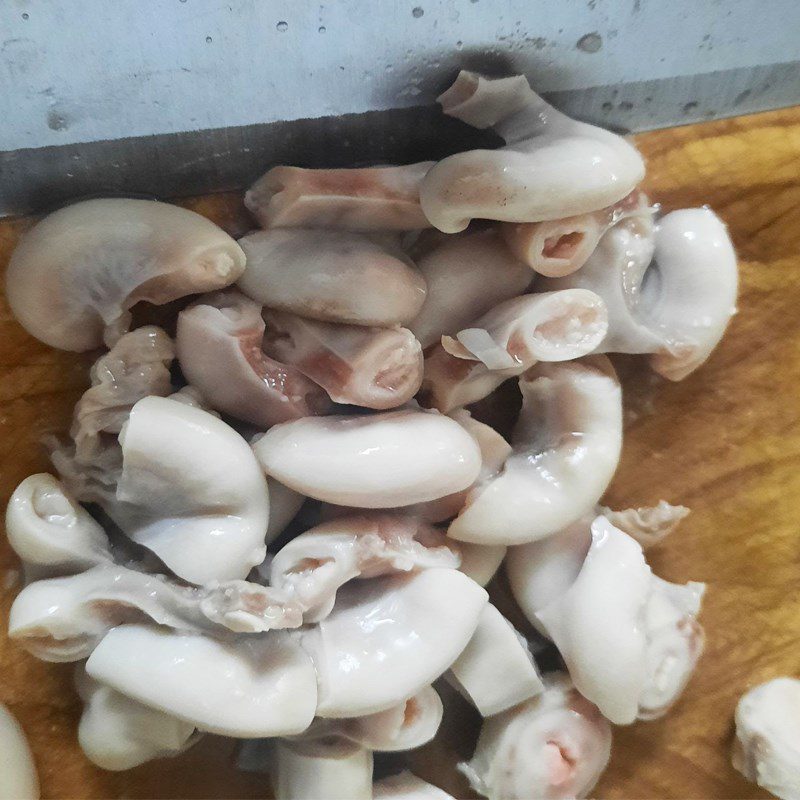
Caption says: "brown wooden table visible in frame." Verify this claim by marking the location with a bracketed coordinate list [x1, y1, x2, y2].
[2, 107, 798, 799]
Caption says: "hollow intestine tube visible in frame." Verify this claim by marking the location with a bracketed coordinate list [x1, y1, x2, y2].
[420, 71, 645, 233]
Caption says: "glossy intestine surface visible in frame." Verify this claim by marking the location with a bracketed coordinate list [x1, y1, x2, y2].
[1, 68, 738, 798]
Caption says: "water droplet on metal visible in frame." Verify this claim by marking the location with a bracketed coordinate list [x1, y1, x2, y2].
[318, 25, 326, 33]
[576, 32, 602, 53]
[456, 40, 463, 49]
[205, 35, 212, 43]
[412, 6, 424, 18]
[21, 12, 30, 19]
[276, 20, 288, 32]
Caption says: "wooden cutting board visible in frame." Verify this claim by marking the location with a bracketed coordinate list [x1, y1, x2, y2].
[1, 107, 798, 800]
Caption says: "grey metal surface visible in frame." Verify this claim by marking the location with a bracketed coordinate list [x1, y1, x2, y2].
[2, 0, 799, 216]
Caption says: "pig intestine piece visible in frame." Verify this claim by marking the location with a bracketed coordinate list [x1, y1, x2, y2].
[8, 563, 303, 662]
[733, 678, 800, 800]
[420, 290, 609, 414]
[0, 703, 39, 800]
[420, 71, 644, 233]
[245, 162, 434, 231]
[539, 207, 738, 380]
[269, 513, 460, 622]
[262, 309, 423, 410]
[501, 190, 652, 277]
[237, 228, 427, 326]
[75, 666, 198, 771]
[460, 673, 612, 800]
[515, 516, 705, 724]
[447, 356, 622, 545]
[408, 228, 533, 349]
[271, 737, 374, 800]
[177, 289, 330, 427]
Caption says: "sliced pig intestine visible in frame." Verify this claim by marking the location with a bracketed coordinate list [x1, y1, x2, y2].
[538, 207, 738, 380]
[529, 516, 705, 724]
[501, 189, 651, 278]
[5, 473, 112, 580]
[732, 678, 800, 800]
[252, 408, 481, 508]
[48, 326, 175, 508]
[0, 703, 39, 800]
[447, 356, 622, 545]
[447, 603, 544, 717]
[420, 71, 644, 233]
[86, 624, 318, 738]
[408, 228, 533, 349]
[245, 162, 433, 231]
[237, 228, 427, 326]
[460, 672, 612, 800]
[177, 289, 330, 427]
[262, 309, 423, 409]
[301, 569, 487, 718]
[75, 666, 198, 771]
[269, 513, 460, 623]
[8, 563, 303, 661]
[271, 737, 374, 800]
[5, 198, 245, 351]
[103, 397, 270, 585]
[420, 291, 608, 413]
[440, 289, 608, 368]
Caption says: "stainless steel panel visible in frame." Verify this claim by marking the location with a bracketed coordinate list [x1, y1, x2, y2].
[2, 0, 799, 215]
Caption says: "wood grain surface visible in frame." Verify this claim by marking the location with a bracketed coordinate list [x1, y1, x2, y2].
[1, 106, 798, 799]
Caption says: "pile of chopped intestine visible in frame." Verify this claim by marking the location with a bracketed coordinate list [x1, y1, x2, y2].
[3, 71, 745, 800]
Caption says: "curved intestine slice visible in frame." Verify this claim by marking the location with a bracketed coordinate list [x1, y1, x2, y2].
[447, 604, 544, 717]
[111, 396, 270, 585]
[420, 71, 644, 233]
[245, 163, 433, 231]
[237, 228, 426, 326]
[0, 703, 39, 800]
[253, 408, 481, 508]
[262, 309, 423, 409]
[5, 198, 245, 352]
[460, 672, 612, 800]
[598, 500, 690, 548]
[8, 563, 303, 662]
[532, 516, 705, 724]
[86, 624, 318, 738]
[643, 208, 738, 380]
[502, 189, 651, 277]
[408, 228, 533, 349]
[48, 326, 174, 506]
[447, 356, 622, 545]
[441, 289, 608, 367]
[733, 678, 800, 800]
[176, 289, 330, 427]
[374, 772, 456, 800]
[301, 569, 487, 718]
[75, 666, 198, 771]
[539, 207, 738, 380]
[272, 737, 373, 800]
[5, 474, 111, 579]
[421, 290, 608, 413]
[270, 514, 460, 622]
